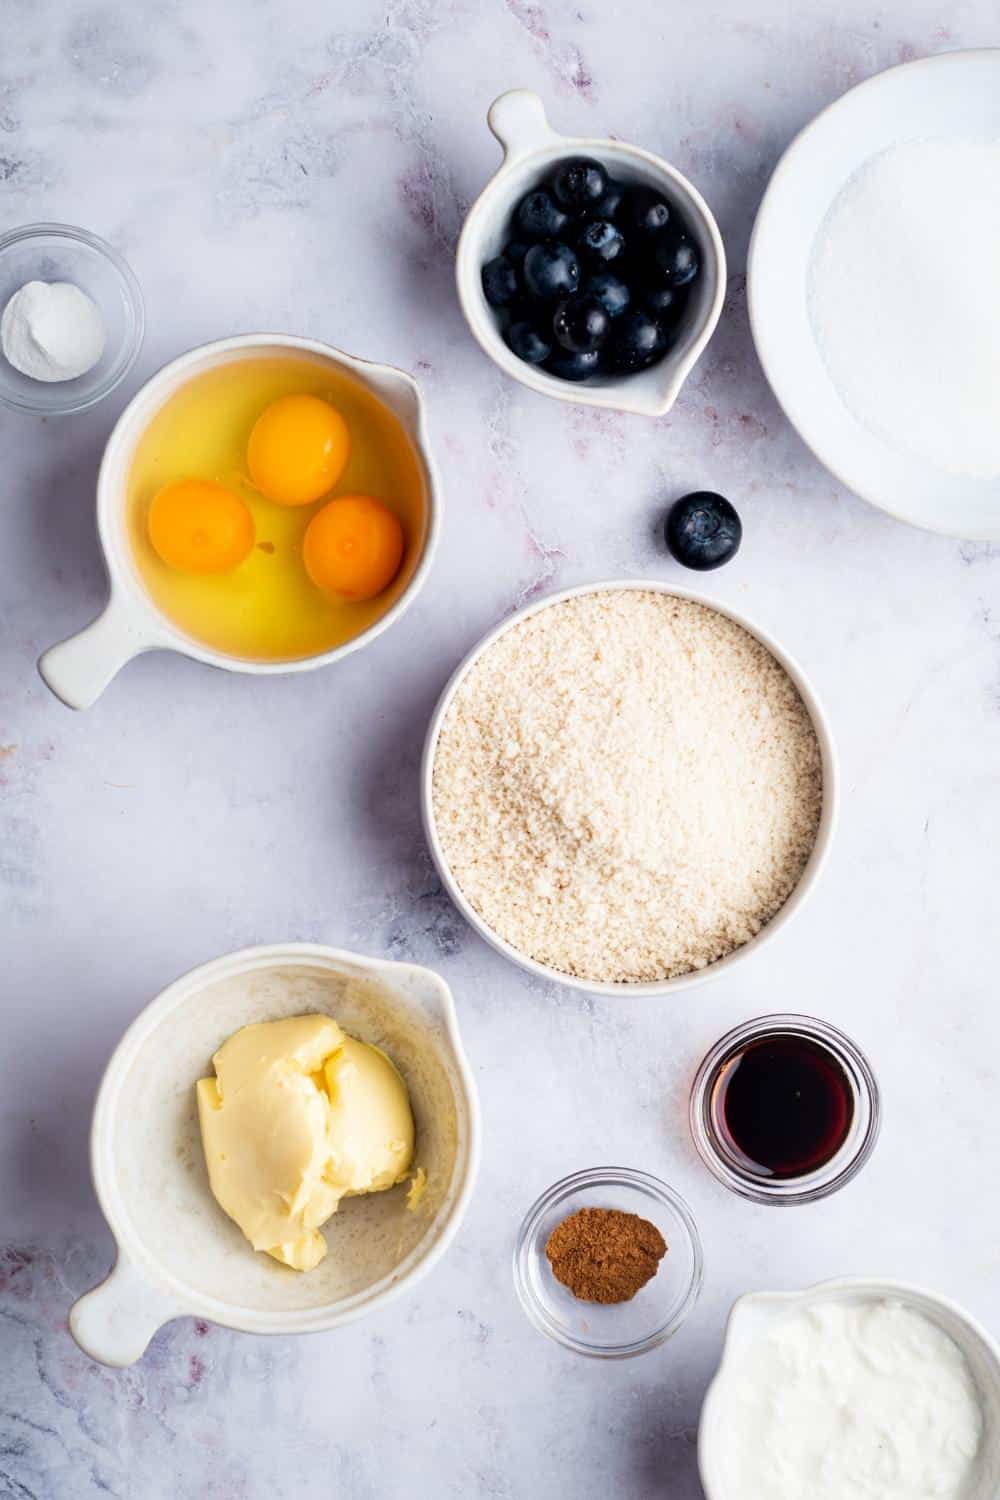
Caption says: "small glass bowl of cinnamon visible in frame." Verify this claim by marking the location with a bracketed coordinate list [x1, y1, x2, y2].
[513, 1167, 704, 1359]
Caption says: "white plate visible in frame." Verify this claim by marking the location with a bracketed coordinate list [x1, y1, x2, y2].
[749, 49, 1000, 539]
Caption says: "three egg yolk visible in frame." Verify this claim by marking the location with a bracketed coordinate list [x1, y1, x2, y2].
[148, 480, 255, 574]
[147, 395, 404, 602]
[247, 394, 351, 507]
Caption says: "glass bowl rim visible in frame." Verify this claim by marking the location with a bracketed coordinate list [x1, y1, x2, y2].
[513, 1165, 705, 1359]
[688, 1011, 882, 1205]
[0, 220, 145, 414]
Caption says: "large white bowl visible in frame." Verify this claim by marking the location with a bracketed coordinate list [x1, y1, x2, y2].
[69, 943, 481, 1367]
[699, 1279, 1000, 1500]
[456, 90, 726, 418]
[38, 334, 442, 708]
[421, 580, 837, 997]
[749, 49, 1000, 538]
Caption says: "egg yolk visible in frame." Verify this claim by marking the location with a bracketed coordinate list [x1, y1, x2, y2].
[302, 495, 404, 602]
[147, 480, 255, 574]
[247, 394, 350, 506]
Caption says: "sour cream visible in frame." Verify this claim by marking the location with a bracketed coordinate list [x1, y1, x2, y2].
[720, 1298, 983, 1500]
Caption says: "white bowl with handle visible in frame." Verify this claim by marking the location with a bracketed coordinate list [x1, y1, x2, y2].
[699, 1278, 1000, 1500]
[456, 90, 726, 417]
[69, 943, 480, 1367]
[38, 333, 441, 709]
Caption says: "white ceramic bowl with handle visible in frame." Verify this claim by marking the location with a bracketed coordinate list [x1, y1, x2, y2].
[456, 90, 726, 417]
[421, 579, 837, 997]
[38, 334, 441, 709]
[69, 943, 480, 1367]
[699, 1278, 1000, 1500]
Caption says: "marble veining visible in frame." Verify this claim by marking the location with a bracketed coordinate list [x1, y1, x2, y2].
[2, 0, 1000, 1495]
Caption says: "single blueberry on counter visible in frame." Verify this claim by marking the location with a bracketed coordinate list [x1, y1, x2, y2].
[550, 156, 607, 213]
[515, 189, 570, 240]
[482, 256, 519, 308]
[505, 319, 551, 364]
[653, 229, 701, 287]
[544, 347, 601, 382]
[586, 272, 630, 319]
[522, 240, 580, 301]
[626, 186, 672, 236]
[552, 292, 610, 354]
[665, 492, 742, 571]
[605, 309, 668, 373]
[575, 218, 626, 267]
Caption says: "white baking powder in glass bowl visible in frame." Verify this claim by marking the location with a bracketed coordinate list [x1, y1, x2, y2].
[1, 279, 105, 382]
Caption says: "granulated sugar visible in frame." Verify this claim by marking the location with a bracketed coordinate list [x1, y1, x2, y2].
[431, 590, 823, 984]
[809, 139, 1000, 479]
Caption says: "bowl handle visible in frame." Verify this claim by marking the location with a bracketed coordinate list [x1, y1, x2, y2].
[70, 1253, 186, 1367]
[38, 594, 158, 710]
[487, 90, 562, 162]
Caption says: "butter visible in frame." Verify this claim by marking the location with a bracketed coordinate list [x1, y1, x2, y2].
[196, 1014, 415, 1271]
[406, 1166, 428, 1212]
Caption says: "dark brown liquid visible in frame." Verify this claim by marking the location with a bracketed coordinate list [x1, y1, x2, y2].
[711, 1034, 854, 1179]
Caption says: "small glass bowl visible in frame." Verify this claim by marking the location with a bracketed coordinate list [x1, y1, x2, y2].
[513, 1167, 704, 1359]
[689, 1013, 881, 1205]
[0, 222, 144, 414]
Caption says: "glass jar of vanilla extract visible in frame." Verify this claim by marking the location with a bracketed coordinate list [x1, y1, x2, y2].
[689, 1014, 881, 1205]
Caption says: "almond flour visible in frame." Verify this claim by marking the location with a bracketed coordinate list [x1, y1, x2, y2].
[431, 590, 822, 984]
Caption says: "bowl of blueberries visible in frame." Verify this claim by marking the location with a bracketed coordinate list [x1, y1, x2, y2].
[456, 90, 726, 416]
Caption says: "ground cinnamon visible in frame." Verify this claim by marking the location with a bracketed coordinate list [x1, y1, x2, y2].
[544, 1206, 667, 1304]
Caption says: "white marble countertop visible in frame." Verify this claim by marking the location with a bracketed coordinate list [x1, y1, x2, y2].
[2, 2, 999, 1496]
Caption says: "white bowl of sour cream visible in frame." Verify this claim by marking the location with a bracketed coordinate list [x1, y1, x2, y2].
[699, 1279, 1000, 1500]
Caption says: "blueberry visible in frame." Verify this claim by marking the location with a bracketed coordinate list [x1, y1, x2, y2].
[641, 282, 686, 324]
[575, 218, 626, 267]
[590, 177, 626, 221]
[522, 239, 580, 301]
[586, 272, 630, 319]
[545, 347, 601, 382]
[605, 309, 668, 373]
[506, 318, 552, 365]
[504, 238, 531, 267]
[626, 186, 672, 237]
[552, 292, 610, 354]
[665, 492, 742, 571]
[481, 256, 519, 308]
[550, 156, 607, 213]
[653, 229, 701, 287]
[514, 189, 569, 240]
